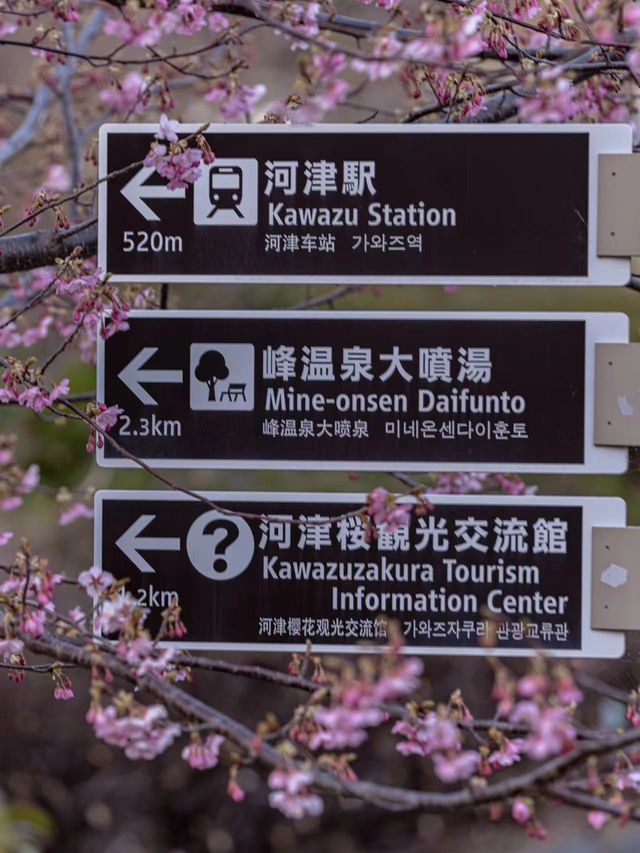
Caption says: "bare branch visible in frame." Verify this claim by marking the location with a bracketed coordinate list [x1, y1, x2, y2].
[0, 218, 97, 274]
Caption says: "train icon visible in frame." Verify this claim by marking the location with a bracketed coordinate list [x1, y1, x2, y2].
[208, 165, 244, 218]
[193, 158, 258, 226]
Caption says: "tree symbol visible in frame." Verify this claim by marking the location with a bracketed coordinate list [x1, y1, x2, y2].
[195, 350, 229, 402]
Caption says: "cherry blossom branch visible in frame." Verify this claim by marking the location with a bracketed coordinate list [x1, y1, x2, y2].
[0, 218, 97, 275]
[0, 124, 208, 240]
[547, 784, 640, 819]
[14, 625, 640, 814]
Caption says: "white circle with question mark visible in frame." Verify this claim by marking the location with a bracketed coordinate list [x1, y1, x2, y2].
[186, 511, 254, 580]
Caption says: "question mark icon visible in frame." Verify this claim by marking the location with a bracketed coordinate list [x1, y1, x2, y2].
[203, 519, 239, 573]
[186, 511, 254, 581]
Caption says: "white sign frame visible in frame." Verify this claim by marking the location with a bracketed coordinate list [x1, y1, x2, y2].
[98, 123, 632, 287]
[96, 310, 629, 475]
[94, 490, 626, 659]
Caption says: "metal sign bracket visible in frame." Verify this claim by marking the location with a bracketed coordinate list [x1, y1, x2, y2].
[594, 343, 640, 447]
[592, 526, 640, 631]
[598, 154, 640, 257]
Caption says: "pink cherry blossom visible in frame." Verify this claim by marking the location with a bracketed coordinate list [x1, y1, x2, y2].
[0, 532, 13, 546]
[512, 797, 532, 824]
[293, 78, 350, 123]
[587, 810, 610, 830]
[374, 658, 423, 701]
[208, 11, 229, 31]
[182, 734, 224, 769]
[43, 164, 71, 193]
[625, 3, 640, 29]
[433, 750, 480, 783]
[95, 404, 123, 432]
[95, 592, 142, 634]
[555, 676, 583, 706]
[22, 608, 46, 638]
[352, 34, 403, 81]
[78, 565, 115, 597]
[356, 0, 401, 9]
[0, 638, 24, 660]
[54, 685, 74, 701]
[392, 713, 461, 757]
[87, 404, 124, 452]
[173, 0, 206, 35]
[268, 769, 324, 819]
[99, 72, 147, 114]
[103, 15, 162, 48]
[67, 606, 87, 630]
[628, 48, 640, 76]
[134, 647, 177, 679]
[368, 488, 413, 532]
[519, 72, 577, 123]
[227, 779, 245, 802]
[156, 114, 180, 143]
[58, 502, 94, 526]
[517, 673, 549, 698]
[0, 19, 17, 36]
[511, 703, 577, 760]
[617, 769, 640, 791]
[19, 464, 40, 493]
[311, 705, 386, 749]
[487, 739, 522, 769]
[0, 497, 22, 512]
[89, 703, 181, 760]
[21, 316, 53, 347]
[144, 144, 202, 190]
[204, 82, 266, 121]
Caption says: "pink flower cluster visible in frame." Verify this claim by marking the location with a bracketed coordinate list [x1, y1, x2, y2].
[88, 703, 181, 760]
[392, 711, 482, 783]
[0, 314, 55, 351]
[0, 369, 69, 414]
[58, 502, 93, 526]
[86, 403, 123, 453]
[0, 638, 24, 661]
[268, 769, 324, 819]
[99, 72, 148, 115]
[0, 560, 64, 638]
[311, 658, 422, 750]
[94, 592, 140, 635]
[149, 116, 214, 181]
[432, 472, 536, 496]
[204, 83, 266, 121]
[273, 1, 321, 47]
[368, 488, 412, 532]
[182, 733, 224, 769]
[392, 712, 460, 757]
[78, 565, 114, 598]
[510, 702, 577, 760]
[144, 117, 205, 191]
[0, 460, 39, 512]
[519, 71, 577, 123]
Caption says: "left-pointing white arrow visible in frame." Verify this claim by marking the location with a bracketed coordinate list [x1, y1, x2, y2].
[115, 515, 181, 574]
[118, 347, 183, 406]
[120, 166, 186, 221]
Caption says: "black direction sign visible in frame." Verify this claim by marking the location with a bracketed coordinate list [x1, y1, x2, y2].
[98, 123, 631, 286]
[94, 490, 625, 658]
[97, 310, 628, 475]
